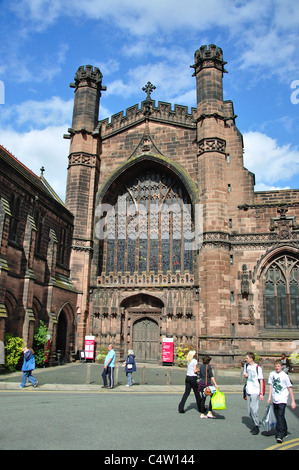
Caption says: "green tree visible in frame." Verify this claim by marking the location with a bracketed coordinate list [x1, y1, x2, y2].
[33, 321, 48, 367]
[4, 334, 24, 371]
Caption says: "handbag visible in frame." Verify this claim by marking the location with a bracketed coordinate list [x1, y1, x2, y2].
[261, 404, 277, 432]
[198, 365, 212, 395]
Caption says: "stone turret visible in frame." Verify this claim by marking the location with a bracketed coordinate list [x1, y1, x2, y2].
[65, 66, 106, 350]
[191, 44, 227, 111]
[70, 65, 106, 132]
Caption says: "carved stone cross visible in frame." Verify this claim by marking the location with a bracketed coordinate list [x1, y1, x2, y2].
[142, 81, 156, 100]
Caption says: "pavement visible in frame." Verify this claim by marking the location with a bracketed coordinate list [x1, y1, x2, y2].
[1, 361, 298, 393]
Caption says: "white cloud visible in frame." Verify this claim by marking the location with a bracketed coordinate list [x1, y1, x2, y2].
[0, 126, 70, 200]
[243, 131, 299, 187]
[253, 183, 291, 192]
[9, 0, 299, 83]
[0, 97, 73, 130]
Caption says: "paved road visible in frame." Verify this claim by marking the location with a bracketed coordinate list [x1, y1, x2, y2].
[1, 388, 298, 451]
[1, 363, 298, 452]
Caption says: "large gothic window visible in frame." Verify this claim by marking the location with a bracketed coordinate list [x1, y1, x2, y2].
[264, 254, 299, 328]
[98, 165, 195, 277]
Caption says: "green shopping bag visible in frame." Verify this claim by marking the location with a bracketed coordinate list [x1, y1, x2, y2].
[211, 389, 226, 410]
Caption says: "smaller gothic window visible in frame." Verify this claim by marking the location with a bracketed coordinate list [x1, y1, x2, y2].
[264, 255, 299, 328]
[9, 194, 21, 243]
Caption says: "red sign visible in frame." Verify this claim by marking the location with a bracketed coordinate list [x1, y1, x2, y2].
[162, 338, 174, 363]
[44, 336, 51, 364]
[84, 336, 95, 360]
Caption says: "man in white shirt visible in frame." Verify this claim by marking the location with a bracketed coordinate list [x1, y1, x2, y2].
[268, 359, 296, 443]
[244, 352, 264, 435]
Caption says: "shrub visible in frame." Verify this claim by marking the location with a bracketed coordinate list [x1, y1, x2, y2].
[289, 352, 299, 365]
[4, 334, 24, 372]
[33, 321, 49, 367]
[175, 343, 196, 367]
[95, 345, 108, 363]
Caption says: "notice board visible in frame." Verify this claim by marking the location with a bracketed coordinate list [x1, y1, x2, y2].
[84, 336, 95, 360]
[162, 337, 174, 364]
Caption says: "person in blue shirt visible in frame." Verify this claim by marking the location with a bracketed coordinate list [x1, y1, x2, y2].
[19, 347, 38, 388]
[101, 344, 116, 389]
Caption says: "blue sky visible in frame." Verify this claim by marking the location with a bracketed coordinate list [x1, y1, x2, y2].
[0, 0, 298, 200]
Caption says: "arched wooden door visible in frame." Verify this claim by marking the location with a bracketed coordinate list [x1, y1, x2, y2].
[56, 310, 67, 358]
[132, 317, 159, 362]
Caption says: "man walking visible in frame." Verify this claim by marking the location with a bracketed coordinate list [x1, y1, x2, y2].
[244, 352, 264, 435]
[268, 359, 296, 443]
[102, 344, 116, 389]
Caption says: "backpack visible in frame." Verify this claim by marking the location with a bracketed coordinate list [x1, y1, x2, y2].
[243, 363, 265, 400]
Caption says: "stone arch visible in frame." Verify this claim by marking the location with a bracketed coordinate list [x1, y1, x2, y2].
[4, 291, 18, 336]
[97, 153, 198, 206]
[255, 245, 299, 280]
[56, 302, 75, 362]
[120, 292, 164, 362]
[94, 155, 198, 280]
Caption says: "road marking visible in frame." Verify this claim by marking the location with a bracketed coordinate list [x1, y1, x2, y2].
[265, 437, 299, 451]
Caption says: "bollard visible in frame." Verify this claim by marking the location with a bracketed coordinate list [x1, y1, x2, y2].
[213, 365, 219, 383]
[86, 364, 91, 384]
[115, 366, 119, 386]
[166, 368, 171, 385]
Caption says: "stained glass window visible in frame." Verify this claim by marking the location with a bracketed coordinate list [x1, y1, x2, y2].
[99, 166, 195, 277]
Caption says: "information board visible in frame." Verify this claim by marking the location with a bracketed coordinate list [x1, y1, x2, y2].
[162, 337, 174, 364]
[84, 336, 95, 360]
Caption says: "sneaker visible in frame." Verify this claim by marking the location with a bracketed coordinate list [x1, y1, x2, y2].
[276, 437, 283, 443]
[33, 382, 38, 388]
[101, 385, 108, 388]
[200, 414, 207, 419]
[251, 426, 259, 435]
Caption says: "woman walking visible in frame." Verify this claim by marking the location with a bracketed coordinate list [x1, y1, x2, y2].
[198, 355, 219, 418]
[178, 350, 201, 413]
[123, 349, 137, 387]
[20, 347, 38, 388]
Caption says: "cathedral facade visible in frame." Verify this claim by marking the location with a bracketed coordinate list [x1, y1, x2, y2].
[1, 45, 298, 366]
[64, 44, 299, 365]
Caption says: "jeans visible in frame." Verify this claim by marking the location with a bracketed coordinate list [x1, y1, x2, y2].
[273, 403, 287, 439]
[178, 376, 201, 412]
[200, 393, 212, 414]
[247, 393, 260, 427]
[20, 370, 37, 387]
[102, 366, 114, 388]
[127, 372, 134, 386]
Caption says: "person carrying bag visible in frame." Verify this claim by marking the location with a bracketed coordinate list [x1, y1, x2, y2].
[122, 349, 136, 387]
[198, 355, 219, 418]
